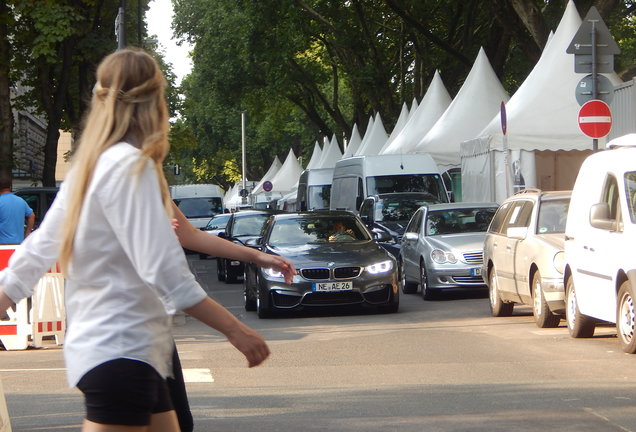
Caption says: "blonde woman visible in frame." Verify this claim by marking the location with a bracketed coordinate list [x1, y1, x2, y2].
[0, 48, 294, 432]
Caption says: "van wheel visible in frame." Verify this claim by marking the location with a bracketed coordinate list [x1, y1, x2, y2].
[399, 259, 417, 294]
[489, 269, 513, 317]
[565, 277, 595, 338]
[532, 271, 560, 328]
[617, 280, 636, 353]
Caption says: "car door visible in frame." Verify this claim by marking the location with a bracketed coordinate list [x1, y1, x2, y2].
[401, 209, 423, 281]
[496, 200, 533, 301]
[575, 174, 623, 321]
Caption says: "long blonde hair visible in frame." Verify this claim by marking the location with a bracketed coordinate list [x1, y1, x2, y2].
[59, 48, 172, 274]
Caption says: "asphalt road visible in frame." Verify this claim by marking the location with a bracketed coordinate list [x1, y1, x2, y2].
[2, 256, 636, 432]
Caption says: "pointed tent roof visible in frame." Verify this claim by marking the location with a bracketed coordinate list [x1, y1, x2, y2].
[352, 115, 375, 157]
[254, 149, 303, 195]
[318, 135, 343, 168]
[382, 71, 452, 155]
[251, 156, 282, 195]
[463, 0, 622, 153]
[379, 102, 410, 153]
[415, 48, 510, 170]
[407, 97, 419, 122]
[305, 141, 323, 169]
[342, 123, 363, 158]
[342, 123, 362, 158]
[355, 112, 388, 156]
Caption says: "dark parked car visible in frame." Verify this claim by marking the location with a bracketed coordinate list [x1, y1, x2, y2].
[358, 192, 442, 257]
[14, 186, 59, 228]
[217, 209, 280, 283]
[243, 211, 398, 318]
[198, 213, 232, 259]
[399, 202, 498, 300]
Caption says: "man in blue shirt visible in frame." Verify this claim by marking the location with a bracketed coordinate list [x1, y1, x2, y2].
[0, 178, 35, 244]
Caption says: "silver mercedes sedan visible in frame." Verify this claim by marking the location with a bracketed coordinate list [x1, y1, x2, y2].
[399, 203, 498, 300]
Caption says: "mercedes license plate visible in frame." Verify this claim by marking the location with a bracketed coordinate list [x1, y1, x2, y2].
[470, 267, 482, 277]
[313, 281, 353, 292]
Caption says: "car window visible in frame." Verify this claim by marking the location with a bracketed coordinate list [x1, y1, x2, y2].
[503, 200, 533, 230]
[205, 214, 230, 230]
[425, 207, 496, 235]
[625, 171, 636, 224]
[537, 198, 570, 234]
[268, 217, 369, 245]
[405, 209, 423, 234]
[173, 197, 223, 218]
[231, 214, 270, 236]
[488, 201, 512, 234]
[375, 196, 439, 223]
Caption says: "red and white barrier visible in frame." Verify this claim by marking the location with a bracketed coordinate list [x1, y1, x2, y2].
[0, 245, 65, 350]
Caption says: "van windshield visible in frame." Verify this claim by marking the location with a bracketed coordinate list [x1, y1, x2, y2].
[367, 174, 447, 203]
[173, 197, 223, 218]
[308, 185, 331, 210]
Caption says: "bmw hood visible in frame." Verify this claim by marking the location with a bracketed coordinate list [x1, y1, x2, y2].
[267, 241, 393, 267]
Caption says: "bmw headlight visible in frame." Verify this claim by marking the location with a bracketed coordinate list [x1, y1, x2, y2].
[366, 260, 394, 274]
[553, 251, 566, 274]
[431, 249, 457, 264]
[265, 267, 284, 278]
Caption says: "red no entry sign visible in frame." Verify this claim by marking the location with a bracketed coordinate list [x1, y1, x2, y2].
[578, 99, 612, 138]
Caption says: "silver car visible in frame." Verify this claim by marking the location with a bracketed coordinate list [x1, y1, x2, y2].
[483, 189, 571, 328]
[399, 203, 498, 300]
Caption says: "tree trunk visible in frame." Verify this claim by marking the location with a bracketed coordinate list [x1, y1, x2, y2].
[0, 1, 13, 181]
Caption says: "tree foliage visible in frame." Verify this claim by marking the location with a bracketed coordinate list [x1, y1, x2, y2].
[172, 0, 635, 185]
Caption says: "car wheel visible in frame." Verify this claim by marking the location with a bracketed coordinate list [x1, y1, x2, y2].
[420, 262, 436, 300]
[617, 280, 636, 353]
[489, 268, 513, 317]
[565, 277, 595, 338]
[256, 285, 273, 319]
[225, 264, 237, 284]
[244, 277, 256, 311]
[216, 259, 225, 282]
[399, 258, 417, 294]
[532, 271, 560, 328]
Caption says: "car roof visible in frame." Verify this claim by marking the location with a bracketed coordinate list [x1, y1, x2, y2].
[272, 210, 356, 220]
[426, 202, 499, 211]
[232, 209, 280, 217]
[370, 192, 439, 199]
[503, 189, 571, 203]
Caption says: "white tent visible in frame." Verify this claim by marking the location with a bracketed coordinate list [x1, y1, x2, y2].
[255, 149, 303, 195]
[407, 97, 419, 122]
[355, 112, 388, 156]
[317, 135, 343, 169]
[382, 71, 452, 155]
[305, 141, 323, 169]
[342, 123, 363, 158]
[379, 102, 410, 153]
[251, 156, 282, 196]
[460, 0, 623, 203]
[414, 48, 510, 171]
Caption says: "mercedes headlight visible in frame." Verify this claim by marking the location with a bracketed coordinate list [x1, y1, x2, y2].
[431, 249, 457, 264]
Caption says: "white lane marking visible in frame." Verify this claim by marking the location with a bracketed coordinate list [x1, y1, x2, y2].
[183, 368, 214, 383]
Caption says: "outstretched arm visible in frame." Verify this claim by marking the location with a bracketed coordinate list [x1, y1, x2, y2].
[171, 203, 296, 284]
[184, 296, 270, 367]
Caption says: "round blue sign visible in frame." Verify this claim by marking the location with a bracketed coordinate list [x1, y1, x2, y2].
[263, 180, 273, 192]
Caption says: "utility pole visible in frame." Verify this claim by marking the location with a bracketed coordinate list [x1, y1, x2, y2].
[116, 0, 126, 50]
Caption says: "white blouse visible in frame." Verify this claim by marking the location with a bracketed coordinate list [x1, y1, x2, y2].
[0, 142, 207, 386]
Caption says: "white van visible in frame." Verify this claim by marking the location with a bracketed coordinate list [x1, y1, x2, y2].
[170, 184, 224, 228]
[329, 154, 448, 212]
[563, 135, 636, 353]
[296, 168, 334, 211]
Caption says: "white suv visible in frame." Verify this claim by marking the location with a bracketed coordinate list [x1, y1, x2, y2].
[563, 134, 636, 353]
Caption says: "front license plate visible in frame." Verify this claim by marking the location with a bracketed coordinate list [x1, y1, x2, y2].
[313, 281, 353, 292]
[470, 267, 482, 277]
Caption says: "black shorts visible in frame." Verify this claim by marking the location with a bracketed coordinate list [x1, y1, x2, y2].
[76, 358, 174, 426]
